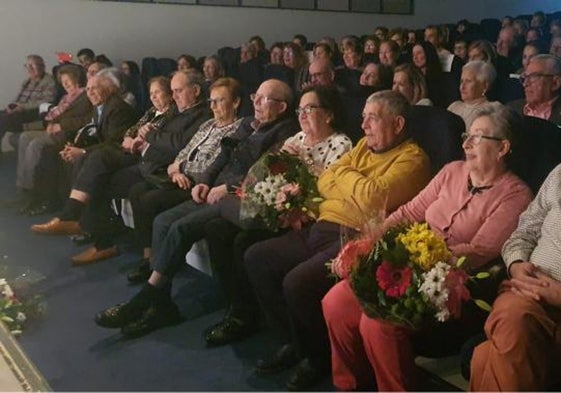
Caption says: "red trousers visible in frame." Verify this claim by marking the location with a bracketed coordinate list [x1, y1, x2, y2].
[470, 289, 561, 391]
[322, 280, 420, 391]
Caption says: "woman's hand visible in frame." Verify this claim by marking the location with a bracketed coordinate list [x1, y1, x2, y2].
[137, 123, 156, 139]
[59, 144, 85, 162]
[171, 173, 191, 190]
[281, 143, 300, 156]
[509, 261, 538, 280]
[206, 184, 228, 205]
[130, 136, 147, 153]
[191, 184, 210, 203]
[167, 161, 180, 176]
[121, 136, 135, 152]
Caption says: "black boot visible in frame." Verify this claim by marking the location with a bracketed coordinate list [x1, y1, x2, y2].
[94, 283, 160, 328]
[127, 258, 152, 284]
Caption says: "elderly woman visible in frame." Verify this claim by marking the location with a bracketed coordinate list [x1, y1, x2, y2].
[125, 77, 243, 280]
[322, 103, 533, 391]
[448, 61, 497, 128]
[0, 55, 56, 142]
[17, 64, 92, 215]
[392, 63, 433, 106]
[202, 84, 352, 347]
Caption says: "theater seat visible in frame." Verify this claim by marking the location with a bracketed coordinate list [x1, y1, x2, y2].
[406, 105, 465, 175]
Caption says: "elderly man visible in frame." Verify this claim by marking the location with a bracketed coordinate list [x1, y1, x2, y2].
[496, 26, 523, 70]
[32, 71, 210, 264]
[306, 59, 336, 87]
[0, 55, 56, 144]
[243, 90, 431, 391]
[28, 71, 137, 230]
[470, 163, 561, 391]
[93, 79, 299, 338]
[508, 54, 561, 125]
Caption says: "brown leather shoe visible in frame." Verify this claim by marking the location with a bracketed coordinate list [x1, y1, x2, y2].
[31, 218, 83, 236]
[71, 246, 119, 266]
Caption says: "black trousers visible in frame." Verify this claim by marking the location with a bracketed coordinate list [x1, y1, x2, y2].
[244, 220, 352, 369]
[0, 108, 40, 139]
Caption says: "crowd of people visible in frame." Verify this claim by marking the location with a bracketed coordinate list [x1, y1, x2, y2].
[1, 9, 561, 391]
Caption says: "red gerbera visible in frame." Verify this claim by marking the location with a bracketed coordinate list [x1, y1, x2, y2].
[268, 160, 290, 175]
[376, 261, 412, 298]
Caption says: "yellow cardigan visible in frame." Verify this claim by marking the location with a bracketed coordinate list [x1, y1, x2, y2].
[317, 137, 431, 229]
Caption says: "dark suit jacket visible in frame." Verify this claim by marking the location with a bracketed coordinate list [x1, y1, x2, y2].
[508, 97, 561, 126]
[140, 101, 211, 176]
[57, 91, 94, 132]
[198, 115, 299, 191]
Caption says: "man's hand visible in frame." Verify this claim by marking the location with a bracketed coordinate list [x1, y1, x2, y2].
[509, 261, 538, 280]
[59, 144, 85, 162]
[508, 271, 561, 308]
[171, 173, 191, 190]
[206, 184, 228, 205]
[130, 136, 147, 153]
[191, 184, 210, 204]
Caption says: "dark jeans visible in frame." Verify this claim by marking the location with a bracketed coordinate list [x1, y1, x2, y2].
[151, 199, 221, 279]
[244, 220, 351, 369]
[128, 181, 192, 249]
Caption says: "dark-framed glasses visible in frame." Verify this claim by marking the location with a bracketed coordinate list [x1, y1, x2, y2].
[461, 132, 505, 145]
[207, 97, 226, 105]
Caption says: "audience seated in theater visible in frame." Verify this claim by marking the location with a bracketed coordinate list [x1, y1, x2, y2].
[525, 27, 542, 44]
[31, 72, 210, 266]
[125, 77, 243, 282]
[468, 39, 514, 102]
[470, 163, 561, 391]
[27, 71, 137, 234]
[312, 43, 334, 63]
[269, 42, 285, 66]
[323, 103, 533, 391]
[378, 39, 400, 69]
[392, 63, 433, 106]
[317, 36, 342, 67]
[411, 41, 446, 107]
[95, 54, 113, 67]
[304, 59, 336, 88]
[513, 18, 529, 42]
[243, 90, 431, 391]
[374, 26, 389, 41]
[335, 37, 364, 96]
[508, 54, 561, 125]
[453, 37, 469, 64]
[202, 85, 353, 347]
[550, 19, 561, 38]
[98, 68, 137, 109]
[0, 54, 56, 145]
[359, 62, 393, 92]
[202, 55, 225, 92]
[17, 64, 92, 216]
[519, 41, 549, 75]
[94, 79, 298, 338]
[283, 42, 309, 94]
[448, 60, 498, 128]
[502, 16, 513, 28]
[239, 42, 257, 65]
[76, 48, 95, 70]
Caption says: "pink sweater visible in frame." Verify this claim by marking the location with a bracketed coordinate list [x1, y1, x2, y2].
[386, 161, 533, 269]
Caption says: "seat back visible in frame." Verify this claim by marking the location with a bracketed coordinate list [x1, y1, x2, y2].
[479, 18, 501, 43]
[157, 58, 177, 78]
[406, 106, 465, 175]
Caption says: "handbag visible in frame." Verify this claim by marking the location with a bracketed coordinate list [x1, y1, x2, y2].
[73, 122, 100, 148]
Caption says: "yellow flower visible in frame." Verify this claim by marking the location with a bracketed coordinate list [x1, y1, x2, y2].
[396, 223, 451, 270]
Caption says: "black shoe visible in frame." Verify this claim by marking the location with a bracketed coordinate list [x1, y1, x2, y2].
[127, 259, 152, 284]
[94, 302, 143, 329]
[205, 316, 258, 347]
[121, 301, 183, 338]
[26, 202, 58, 217]
[70, 232, 94, 246]
[254, 344, 300, 374]
[286, 358, 329, 391]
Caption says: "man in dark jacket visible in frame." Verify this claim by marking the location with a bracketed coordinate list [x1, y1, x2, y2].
[94, 79, 299, 338]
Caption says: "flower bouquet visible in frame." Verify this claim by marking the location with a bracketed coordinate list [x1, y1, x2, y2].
[0, 278, 44, 337]
[238, 151, 322, 231]
[330, 222, 491, 329]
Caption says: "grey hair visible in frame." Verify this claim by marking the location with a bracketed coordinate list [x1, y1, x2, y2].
[27, 54, 45, 68]
[96, 67, 121, 90]
[529, 54, 561, 76]
[470, 102, 516, 140]
[462, 60, 497, 85]
[366, 89, 410, 118]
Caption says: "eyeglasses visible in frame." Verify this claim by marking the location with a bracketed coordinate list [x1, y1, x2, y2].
[461, 132, 505, 145]
[519, 72, 557, 85]
[207, 97, 226, 105]
[295, 105, 323, 116]
[250, 94, 283, 104]
[24, 63, 40, 69]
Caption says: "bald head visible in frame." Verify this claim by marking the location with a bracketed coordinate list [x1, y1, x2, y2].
[308, 59, 335, 86]
[252, 79, 292, 124]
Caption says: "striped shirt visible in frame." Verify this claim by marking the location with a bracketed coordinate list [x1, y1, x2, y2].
[502, 163, 561, 282]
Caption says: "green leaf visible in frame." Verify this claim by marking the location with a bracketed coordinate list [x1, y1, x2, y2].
[475, 272, 490, 279]
[474, 299, 492, 312]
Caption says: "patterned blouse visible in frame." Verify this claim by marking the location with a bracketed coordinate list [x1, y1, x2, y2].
[44, 88, 85, 121]
[176, 117, 243, 178]
[124, 103, 178, 138]
[281, 131, 353, 175]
